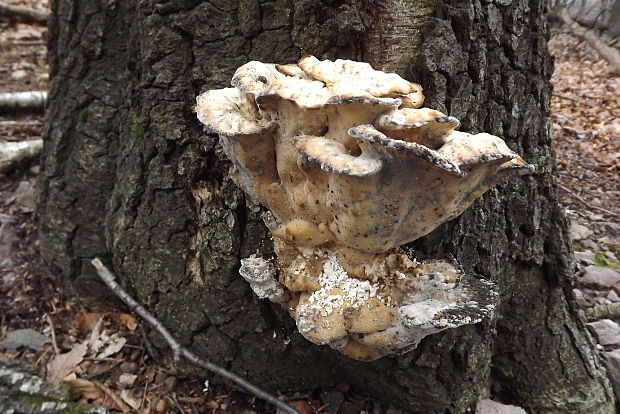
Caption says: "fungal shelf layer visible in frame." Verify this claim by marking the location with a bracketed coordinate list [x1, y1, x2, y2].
[196, 56, 532, 361]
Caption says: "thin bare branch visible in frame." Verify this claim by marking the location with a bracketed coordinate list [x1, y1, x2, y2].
[45, 313, 60, 356]
[93, 380, 132, 413]
[0, 1, 48, 25]
[0, 139, 43, 174]
[91, 258, 300, 414]
[0, 91, 47, 113]
[558, 183, 619, 218]
[0, 120, 43, 128]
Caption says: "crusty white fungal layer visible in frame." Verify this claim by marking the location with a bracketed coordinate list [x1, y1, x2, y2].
[239, 255, 288, 303]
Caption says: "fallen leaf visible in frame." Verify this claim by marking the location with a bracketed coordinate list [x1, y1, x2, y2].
[77, 311, 137, 333]
[75, 311, 107, 334]
[115, 313, 138, 331]
[97, 334, 126, 359]
[87, 318, 104, 351]
[287, 401, 312, 414]
[2, 328, 50, 351]
[47, 341, 88, 383]
[62, 373, 102, 400]
[156, 398, 167, 413]
[86, 360, 117, 378]
[117, 373, 138, 389]
[333, 383, 350, 393]
[120, 389, 141, 410]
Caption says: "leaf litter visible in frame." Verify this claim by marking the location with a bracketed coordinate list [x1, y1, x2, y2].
[550, 32, 619, 257]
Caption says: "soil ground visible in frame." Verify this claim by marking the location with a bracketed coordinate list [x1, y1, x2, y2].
[1, 2, 619, 413]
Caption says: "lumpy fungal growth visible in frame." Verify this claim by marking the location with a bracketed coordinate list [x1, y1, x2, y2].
[196, 56, 532, 361]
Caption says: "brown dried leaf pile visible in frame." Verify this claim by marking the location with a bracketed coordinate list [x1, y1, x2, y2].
[550, 33, 620, 218]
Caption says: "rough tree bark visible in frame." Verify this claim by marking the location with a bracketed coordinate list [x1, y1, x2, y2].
[610, 0, 620, 37]
[38, 0, 615, 412]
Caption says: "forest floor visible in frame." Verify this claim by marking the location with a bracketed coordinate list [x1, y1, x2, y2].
[1, 1, 619, 413]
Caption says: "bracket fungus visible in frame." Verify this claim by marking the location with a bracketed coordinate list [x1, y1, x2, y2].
[196, 56, 533, 361]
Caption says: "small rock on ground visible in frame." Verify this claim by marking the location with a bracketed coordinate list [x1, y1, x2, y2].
[604, 349, 620, 401]
[0, 358, 107, 414]
[9, 180, 36, 212]
[2, 328, 50, 351]
[586, 319, 620, 346]
[581, 266, 620, 288]
[476, 399, 527, 414]
[575, 251, 596, 266]
[582, 239, 600, 251]
[608, 290, 620, 303]
[570, 223, 594, 241]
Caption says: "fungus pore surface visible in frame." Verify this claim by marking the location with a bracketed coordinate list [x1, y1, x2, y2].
[196, 56, 532, 361]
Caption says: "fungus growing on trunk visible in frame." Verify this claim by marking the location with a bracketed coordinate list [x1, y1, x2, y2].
[196, 57, 533, 361]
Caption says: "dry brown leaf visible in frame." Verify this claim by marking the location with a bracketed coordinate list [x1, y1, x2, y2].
[62, 373, 102, 400]
[115, 313, 138, 331]
[46, 341, 88, 383]
[204, 400, 219, 409]
[75, 311, 107, 334]
[550, 33, 620, 217]
[155, 398, 167, 413]
[333, 383, 350, 393]
[119, 389, 141, 410]
[76, 310, 138, 332]
[86, 360, 117, 377]
[288, 401, 312, 414]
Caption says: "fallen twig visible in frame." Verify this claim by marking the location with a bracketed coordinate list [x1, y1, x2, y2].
[0, 1, 48, 25]
[0, 120, 43, 127]
[557, 7, 620, 74]
[45, 313, 60, 356]
[558, 183, 619, 218]
[0, 139, 43, 174]
[91, 258, 300, 414]
[140, 377, 150, 409]
[9, 40, 47, 46]
[169, 393, 184, 414]
[0, 91, 47, 113]
[93, 380, 132, 413]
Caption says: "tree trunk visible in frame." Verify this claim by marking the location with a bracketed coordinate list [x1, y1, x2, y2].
[38, 0, 615, 412]
[610, 0, 620, 37]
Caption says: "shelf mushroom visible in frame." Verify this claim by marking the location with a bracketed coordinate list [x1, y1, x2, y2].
[196, 56, 533, 361]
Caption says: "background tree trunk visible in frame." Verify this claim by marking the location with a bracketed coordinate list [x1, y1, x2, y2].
[38, 0, 615, 412]
[610, 0, 620, 37]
